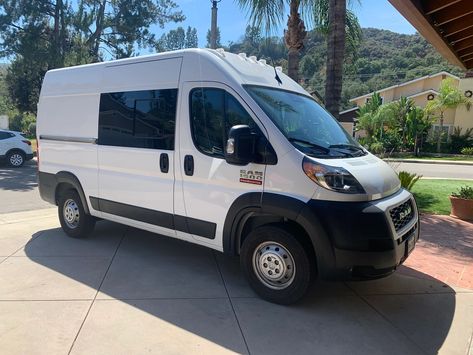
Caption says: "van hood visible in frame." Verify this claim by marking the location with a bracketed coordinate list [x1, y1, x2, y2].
[312, 153, 401, 202]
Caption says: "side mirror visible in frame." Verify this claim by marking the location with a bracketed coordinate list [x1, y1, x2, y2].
[225, 125, 257, 165]
[225, 125, 278, 166]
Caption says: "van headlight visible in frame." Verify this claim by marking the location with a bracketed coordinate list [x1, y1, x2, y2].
[302, 157, 365, 194]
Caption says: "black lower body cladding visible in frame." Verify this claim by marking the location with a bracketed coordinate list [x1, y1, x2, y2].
[303, 193, 419, 279]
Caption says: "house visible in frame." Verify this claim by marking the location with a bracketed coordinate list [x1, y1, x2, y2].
[345, 71, 473, 137]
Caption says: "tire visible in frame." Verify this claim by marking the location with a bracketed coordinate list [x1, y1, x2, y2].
[240, 225, 314, 305]
[7, 150, 25, 168]
[58, 189, 95, 238]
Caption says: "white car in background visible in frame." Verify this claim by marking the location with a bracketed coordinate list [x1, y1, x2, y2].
[0, 129, 34, 167]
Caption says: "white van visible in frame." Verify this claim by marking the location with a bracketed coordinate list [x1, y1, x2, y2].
[37, 49, 419, 304]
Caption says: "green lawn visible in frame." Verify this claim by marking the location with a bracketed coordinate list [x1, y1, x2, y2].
[411, 179, 473, 215]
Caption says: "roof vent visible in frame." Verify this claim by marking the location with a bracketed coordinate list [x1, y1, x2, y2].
[249, 55, 257, 62]
[216, 48, 225, 56]
[258, 59, 267, 65]
[275, 66, 283, 72]
[238, 53, 247, 60]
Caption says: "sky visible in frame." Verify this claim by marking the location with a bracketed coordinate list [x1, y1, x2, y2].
[163, 0, 417, 48]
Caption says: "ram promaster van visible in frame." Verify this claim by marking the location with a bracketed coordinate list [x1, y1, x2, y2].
[37, 49, 419, 304]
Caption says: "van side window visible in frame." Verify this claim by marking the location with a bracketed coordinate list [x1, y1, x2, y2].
[98, 89, 177, 150]
[190, 88, 257, 158]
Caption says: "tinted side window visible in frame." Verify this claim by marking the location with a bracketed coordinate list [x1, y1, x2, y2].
[0, 132, 13, 140]
[190, 88, 225, 157]
[190, 88, 259, 158]
[98, 89, 177, 150]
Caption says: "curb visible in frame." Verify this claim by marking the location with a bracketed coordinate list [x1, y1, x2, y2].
[384, 158, 473, 166]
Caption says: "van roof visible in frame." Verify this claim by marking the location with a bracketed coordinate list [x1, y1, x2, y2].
[41, 48, 308, 98]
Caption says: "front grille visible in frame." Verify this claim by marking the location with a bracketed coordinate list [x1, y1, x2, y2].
[389, 199, 414, 232]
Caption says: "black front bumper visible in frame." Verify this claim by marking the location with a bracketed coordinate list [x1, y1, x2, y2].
[306, 191, 419, 280]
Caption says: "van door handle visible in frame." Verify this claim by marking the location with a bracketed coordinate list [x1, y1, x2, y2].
[160, 153, 169, 173]
[184, 155, 194, 176]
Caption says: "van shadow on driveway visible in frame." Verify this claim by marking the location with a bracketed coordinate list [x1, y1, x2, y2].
[0, 161, 37, 192]
[3, 220, 465, 354]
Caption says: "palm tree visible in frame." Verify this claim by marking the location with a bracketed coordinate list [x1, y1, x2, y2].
[425, 78, 471, 153]
[236, 1, 361, 107]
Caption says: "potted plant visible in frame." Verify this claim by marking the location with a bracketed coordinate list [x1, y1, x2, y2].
[450, 186, 473, 221]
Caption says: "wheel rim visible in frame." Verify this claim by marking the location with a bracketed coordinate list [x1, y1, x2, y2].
[63, 199, 80, 229]
[252, 241, 296, 290]
[9, 153, 23, 166]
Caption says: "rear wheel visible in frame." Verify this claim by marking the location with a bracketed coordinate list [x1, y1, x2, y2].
[240, 225, 314, 305]
[58, 189, 95, 238]
[7, 151, 25, 167]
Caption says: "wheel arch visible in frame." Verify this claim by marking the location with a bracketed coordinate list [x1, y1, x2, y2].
[54, 171, 90, 214]
[5, 148, 27, 157]
[223, 192, 336, 277]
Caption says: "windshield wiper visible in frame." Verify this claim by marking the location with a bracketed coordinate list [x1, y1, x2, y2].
[329, 144, 366, 156]
[288, 137, 330, 153]
[329, 144, 365, 151]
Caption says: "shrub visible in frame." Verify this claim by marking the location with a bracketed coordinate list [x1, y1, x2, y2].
[398, 171, 422, 191]
[369, 142, 384, 154]
[449, 127, 473, 153]
[461, 147, 473, 156]
[452, 186, 473, 200]
[380, 130, 402, 152]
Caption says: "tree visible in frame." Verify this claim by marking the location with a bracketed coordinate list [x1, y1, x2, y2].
[74, 0, 185, 60]
[157, 27, 186, 51]
[425, 78, 471, 153]
[236, 0, 361, 90]
[325, 0, 346, 118]
[355, 92, 383, 140]
[185, 26, 198, 48]
[206, 27, 222, 48]
[157, 26, 199, 51]
[406, 106, 432, 155]
[0, 0, 185, 114]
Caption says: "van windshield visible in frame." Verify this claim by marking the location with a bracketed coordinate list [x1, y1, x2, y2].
[245, 86, 366, 158]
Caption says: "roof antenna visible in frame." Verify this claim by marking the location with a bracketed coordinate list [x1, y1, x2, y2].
[271, 59, 282, 85]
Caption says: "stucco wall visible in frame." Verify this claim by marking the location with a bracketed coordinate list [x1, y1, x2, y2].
[453, 77, 473, 131]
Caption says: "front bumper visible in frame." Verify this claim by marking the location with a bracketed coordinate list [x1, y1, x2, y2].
[307, 188, 419, 280]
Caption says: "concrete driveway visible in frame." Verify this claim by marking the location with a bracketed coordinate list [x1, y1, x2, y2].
[1, 209, 472, 355]
[0, 160, 51, 213]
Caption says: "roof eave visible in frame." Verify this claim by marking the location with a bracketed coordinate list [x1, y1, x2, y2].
[388, 0, 467, 70]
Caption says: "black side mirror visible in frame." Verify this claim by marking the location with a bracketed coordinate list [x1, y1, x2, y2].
[225, 125, 257, 165]
[225, 125, 278, 166]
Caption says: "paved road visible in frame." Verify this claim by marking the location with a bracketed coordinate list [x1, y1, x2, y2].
[0, 160, 52, 214]
[391, 161, 473, 179]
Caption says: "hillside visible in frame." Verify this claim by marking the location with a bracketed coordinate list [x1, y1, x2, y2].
[299, 28, 464, 109]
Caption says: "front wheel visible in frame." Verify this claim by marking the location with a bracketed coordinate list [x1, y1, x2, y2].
[58, 189, 95, 238]
[240, 225, 314, 305]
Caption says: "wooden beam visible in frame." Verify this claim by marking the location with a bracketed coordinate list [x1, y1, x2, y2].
[442, 13, 473, 36]
[424, 0, 462, 15]
[448, 26, 473, 43]
[432, 1, 473, 26]
[454, 37, 473, 51]
[464, 57, 473, 63]
[388, 0, 466, 69]
[458, 47, 473, 57]
[462, 53, 473, 61]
